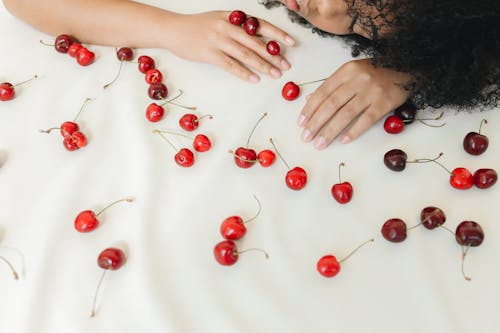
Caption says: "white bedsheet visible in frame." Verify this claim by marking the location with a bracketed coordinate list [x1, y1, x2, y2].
[1, 1, 499, 332]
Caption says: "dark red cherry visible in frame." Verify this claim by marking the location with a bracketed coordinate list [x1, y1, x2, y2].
[116, 47, 133, 61]
[286, 167, 307, 190]
[384, 115, 405, 134]
[214, 240, 239, 266]
[98, 248, 126, 270]
[257, 149, 276, 167]
[68, 43, 83, 58]
[450, 167, 473, 190]
[0, 83, 15, 101]
[473, 168, 497, 189]
[394, 102, 416, 124]
[146, 103, 165, 122]
[220, 216, 246, 240]
[463, 125, 489, 156]
[234, 147, 257, 168]
[381, 218, 407, 242]
[76, 48, 95, 66]
[54, 34, 73, 53]
[138, 55, 155, 73]
[243, 17, 259, 36]
[455, 221, 484, 247]
[193, 134, 211, 152]
[383, 149, 408, 172]
[148, 83, 168, 100]
[266, 41, 280, 55]
[420, 206, 446, 230]
[281, 81, 300, 101]
[174, 148, 195, 167]
[317, 255, 340, 278]
[228, 10, 246, 26]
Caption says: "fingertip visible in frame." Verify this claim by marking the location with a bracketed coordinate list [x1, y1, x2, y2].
[249, 74, 260, 83]
[339, 135, 351, 144]
[285, 35, 295, 46]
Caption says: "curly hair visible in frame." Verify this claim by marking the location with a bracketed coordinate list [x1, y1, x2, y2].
[262, 0, 500, 110]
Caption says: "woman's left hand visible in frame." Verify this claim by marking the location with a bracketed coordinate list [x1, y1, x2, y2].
[298, 58, 413, 150]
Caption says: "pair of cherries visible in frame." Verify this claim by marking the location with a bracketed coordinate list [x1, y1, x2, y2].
[0, 75, 38, 102]
[228, 10, 281, 56]
[41, 34, 95, 66]
[381, 207, 484, 280]
[146, 90, 197, 123]
[214, 195, 268, 266]
[383, 149, 497, 190]
[153, 130, 212, 167]
[40, 98, 92, 151]
[383, 102, 445, 134]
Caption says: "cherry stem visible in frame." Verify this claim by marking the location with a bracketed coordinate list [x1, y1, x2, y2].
[0, 255, 19, 280]
[478, 119, 487, 135]
[159, 90, 197, 110]
[338, 162, 345, 183]
[228, 150, 257, 163]
[39, 127, 60, 134]
[154, 129, 193, 140]
[14, 75, 38, 87]
[339, 238, 374, 264]
[439, 225, 455, 236]
[417, 112, 446, 128]
[39, 39, 54, 47]
[74, 98, 93, 122]
[95, 197, 134, 217]
[406, 223, 422, 231]
[461, 245, 471, 281]
[269, 138, 290, 170]
[103, 61, 124, 90]
[246, 113, 268, 148]
[407, 152, 451, 174]
[244, 195, 262, 224]
[153, 130, 179, 152]
[236, 248, 269, 259]
[90, 270, 107, 318]
[298, 78, 327, 87]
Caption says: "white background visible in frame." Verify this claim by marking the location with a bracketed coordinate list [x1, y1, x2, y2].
[0, 1, 499, 332]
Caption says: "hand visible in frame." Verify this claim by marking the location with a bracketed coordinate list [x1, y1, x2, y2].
[167, 11, 295, 83]
[297, 58, 413, 149]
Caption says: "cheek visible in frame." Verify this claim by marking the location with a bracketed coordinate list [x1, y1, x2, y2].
[308, 16, 352, 35]
[311, 0, 352, 35]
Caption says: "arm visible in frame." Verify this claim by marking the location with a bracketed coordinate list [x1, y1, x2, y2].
[3, 0, 294, 82]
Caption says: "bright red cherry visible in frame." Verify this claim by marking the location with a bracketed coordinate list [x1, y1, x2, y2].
[266, 41, 280, 55]
[72, 131, 87, 148]
[74, 197, 133, 233]
[193, 134, 211, 152]
[450, 167, 473, 190]
[220, 195, 261, 240]
[179, 114, 199, 131]
[243, 17, 259, 35]
[63, 136, 79, 151]
[234, 147, 257, 168]
[286, 167, 307, 190]
[384, 115, 405, 134]
[54, 34, 73, 53]
[68, 43, 83, 58]
[420, 206, 446, 230]
[331, 162, 353, 204]
[381, 218, 407, 242]
[463, 119, 489, 155]
[148, 83, 168, 100]
[228, 10, 246, 26]
[0, 83, 15, 101]
[146, 103, 165, 122]
[257, 149, 276, 167]
[473, 168, 497, 189]
[174, 148, 195, 167]
[76, 47, 95, 66]
[214, 240, 239, 266]
[116, 47, 133, 61]
[138, 55, 155, 73]
[145, 69, 163, 84]
[317, 239, 374, 278]
[282, 81, 300, 101]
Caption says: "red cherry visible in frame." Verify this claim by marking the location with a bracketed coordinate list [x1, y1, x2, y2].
[214, 240, 239, 265]
[72, 131, 87, 148]
[420, 206, 446, 230]
[234, 147, 257, 168]
[179, 114, 199, 131]
[138, 55, 155, 73]
[286, 167, 307, 190]
[60, 121, 79, 137]
[116, 47, 133, 61]
[76, 47, 95, 66]
[463, 119, 489, 155]
[266, 41, 280, 55]
[146, 103, 165, 122]
[174, 148, 195, 167]
[193, 134, 211, 152]
[229, 10, 246, 26]
[473, 168, 497, 189]
[383, 149, 408, 172]
[74, 210, 98, 232]
[317, 255, 340, 277]
[381, 218, 407, 242]
[455, 221, 484, 247]
[145, 69, 163, 84]
[63, 136, 79, 151]
[384, 115, 405, 134]
[450, 167, 473, 190]
[243, 17, 259, 35]
[68, 43, 83, 58]
[331, 162, 353, 204]
[148, 83, 168, 100]
[98, 247, 126, 270]
[0, 83, 15, 101]
[54, 34, 73, 53]
[220, 216, 246, 240]
[257, 149, 276, 167]
[281, 81, 300, 101]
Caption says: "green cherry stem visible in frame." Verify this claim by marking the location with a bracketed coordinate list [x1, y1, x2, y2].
[153, 130, 179, 152]
[74, 98, 93, 122]
[159, 90, 197, 110]
[246, 113, 267, 148]
[297, 78, 327, 87]
[339, 238, 374, 264]
[269, 138, 290, 170]
[95, 197, 134, 217]
[244, 195, 262, 224]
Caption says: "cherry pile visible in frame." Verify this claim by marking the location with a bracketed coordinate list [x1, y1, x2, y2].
[0, 75, 38, 102]
[41, 34, 95, 66]
[214, 195, 269, 266]
[317, 239, 374, 278]
[383, 102, 445, 134]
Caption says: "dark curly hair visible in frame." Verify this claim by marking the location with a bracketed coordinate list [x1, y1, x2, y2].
[262, 0, 500, 110]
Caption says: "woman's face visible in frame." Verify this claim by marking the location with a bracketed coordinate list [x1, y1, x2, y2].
[280, 0, 371, 39]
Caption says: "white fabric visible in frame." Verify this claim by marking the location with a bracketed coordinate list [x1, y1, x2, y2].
[1, 1, 499, 332]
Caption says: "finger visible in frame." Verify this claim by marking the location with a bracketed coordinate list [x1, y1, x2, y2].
[313, 97, 370, 150]
[339, 104, 389, 144]
[300, 84, 356, 142]
[211, 51, 260, 83]
[257, 19, 296, 47]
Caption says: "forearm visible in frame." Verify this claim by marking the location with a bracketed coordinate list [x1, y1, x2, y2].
[3, 0, 178, 49]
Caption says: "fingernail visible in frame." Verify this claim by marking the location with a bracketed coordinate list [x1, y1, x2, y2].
[297, 115, 307, 127]
[270, 68, 282, 78]
[339, 135, 351, 144]
[301, 129, 312, 142]
[285, 35, 295, 46]
[249, 74, 260, 83]
[280, 59, 291, 70]
[314, 136, 327, 150]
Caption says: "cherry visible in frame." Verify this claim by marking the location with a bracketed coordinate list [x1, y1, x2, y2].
[76, 47, 95, 66]
[193, 134, 212, 152]
[138, 55, 155, 73]
[63, 136, 79, 151]
[91, 247, 126, 317]
[420, 206, 446, 230]
[394, 102, 416, 124]
[153, 130, 196, 167]
[383, 149, 408, 172]
[54, 34, 74, 53]
[383, 115, 405, 134]
[229, 10, 246, 26]
[213, 240, 268, 266]
[60, 121, 79, 137]
[450, 167, 474, 190]
[270, 138, 308, 190]
[473, 168, 497, 189]
[281, 79, 326, 101]
[317, 239, 374, 278]
[231, 113, 267, 168]
[145, 69, 163, 84]
[331, 162, 353, 204]
[74, 197, 133, 233]
[381, 218, 407, 243]
[148, 83, 168, 100]
[243, 17, 259, 36]
[146, 103, 165, 122]
[220, 195, 261, 240]
[463, 119, 489, 155]
[68, 43, 83, 58]
[266, 41, 280, 55]
[257, 149, 276, 167]
[116, 47, 133, 61]
[72, 131, 87, 148]
[455, 221, 484, 281]
[179, 113, 213, 132]
[0, 75, 38, 102]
